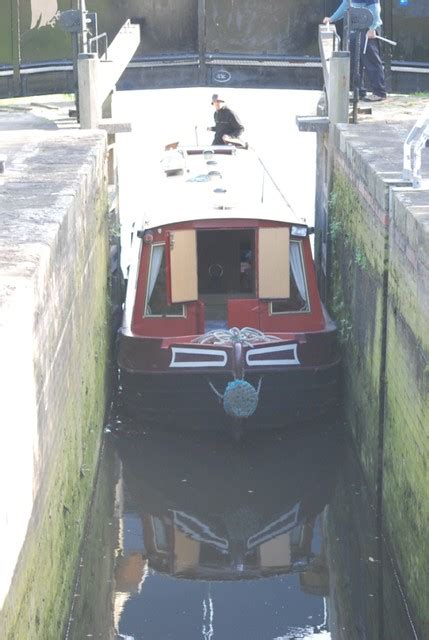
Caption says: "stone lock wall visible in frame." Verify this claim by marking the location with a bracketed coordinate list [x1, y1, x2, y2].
[326, 121, 429, 637]
[0, 130, 110, 638]
[383, 187, 429, 633]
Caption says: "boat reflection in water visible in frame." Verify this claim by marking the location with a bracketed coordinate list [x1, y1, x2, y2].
[112, 419, 341, 638]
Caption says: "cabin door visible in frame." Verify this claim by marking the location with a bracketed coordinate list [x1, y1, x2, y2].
[258, 227, 290, 299]
[197, 229, 255, 295]
[197, 229, 255, 330]
[168, 230, 198, 303]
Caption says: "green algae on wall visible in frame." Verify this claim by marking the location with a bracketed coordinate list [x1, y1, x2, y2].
[382, 302, 429, 636]
[65, 438, 119, 640]
[327, 152, 429, 639]
[0, 198, 110, 640]
[328, 169, 386, 486]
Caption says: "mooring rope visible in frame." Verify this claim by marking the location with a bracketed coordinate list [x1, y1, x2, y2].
[194, 326, 280, 347]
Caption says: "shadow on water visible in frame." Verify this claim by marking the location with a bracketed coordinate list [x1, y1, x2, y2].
[65, 412, 419, 640]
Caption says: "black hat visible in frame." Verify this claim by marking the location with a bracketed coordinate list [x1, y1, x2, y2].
[211, 93, 225, 104]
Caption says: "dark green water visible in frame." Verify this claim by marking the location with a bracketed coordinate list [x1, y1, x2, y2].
[65, 412, 418, 640]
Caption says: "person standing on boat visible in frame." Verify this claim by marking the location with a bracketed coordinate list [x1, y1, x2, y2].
[208, 94, 245, 145]
[322, 0, 387, 102]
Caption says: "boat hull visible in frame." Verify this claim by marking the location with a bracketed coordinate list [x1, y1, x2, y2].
[118, 362, 340, 431]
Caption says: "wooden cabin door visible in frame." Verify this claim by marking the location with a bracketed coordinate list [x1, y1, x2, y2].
[168, 230, 198, 303]
[258, 227, 290, 299]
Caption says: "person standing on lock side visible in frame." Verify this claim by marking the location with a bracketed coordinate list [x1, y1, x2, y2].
[323, 0, 387, 102]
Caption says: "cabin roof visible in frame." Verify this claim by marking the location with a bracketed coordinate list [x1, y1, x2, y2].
[140, 146, 306, 230]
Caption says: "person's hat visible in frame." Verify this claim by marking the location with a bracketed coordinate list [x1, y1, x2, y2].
[211, 93, 225, 104]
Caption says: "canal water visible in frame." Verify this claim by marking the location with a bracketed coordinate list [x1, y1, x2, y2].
[65, 89, 418, 639]
[65, 409, 418, 640]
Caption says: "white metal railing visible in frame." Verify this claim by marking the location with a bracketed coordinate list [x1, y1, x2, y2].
[319, 24, 341, 92]
[403, 104, 429, 188]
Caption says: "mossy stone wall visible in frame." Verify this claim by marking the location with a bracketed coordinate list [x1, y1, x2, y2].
[329, 161, 387, 488]
[0, 130, 110, 639]
[326, 122, 429, 637]
[382, 188, 429, 634]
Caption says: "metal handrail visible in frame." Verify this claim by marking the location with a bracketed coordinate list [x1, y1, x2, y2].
[88, 33, 108, 60]
[403, 104, 429, 188]
[319, 24, 341, 94]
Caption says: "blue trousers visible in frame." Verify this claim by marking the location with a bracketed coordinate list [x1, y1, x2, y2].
[350, 31, 387, 98]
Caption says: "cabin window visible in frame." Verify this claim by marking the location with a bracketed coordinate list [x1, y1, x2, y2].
[270, 241, 309, 314]
[144, 244, 184, 317]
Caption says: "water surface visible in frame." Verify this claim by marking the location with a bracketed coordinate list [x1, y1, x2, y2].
[66, 420, 340, 639]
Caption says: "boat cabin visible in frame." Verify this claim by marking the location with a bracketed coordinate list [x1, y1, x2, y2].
[124, 146, 322, 341]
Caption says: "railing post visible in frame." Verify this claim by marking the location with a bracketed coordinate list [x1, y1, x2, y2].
[11, 0, 21, 96]
[77, 53, 100, 128]
[403, 105, 429, 188]
[328, 52, 351, 125]
[198, 0, 207, 85]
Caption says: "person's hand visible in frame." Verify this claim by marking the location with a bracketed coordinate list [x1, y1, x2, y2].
[367, 29, 376, 39]
[322, 17, 331, 24]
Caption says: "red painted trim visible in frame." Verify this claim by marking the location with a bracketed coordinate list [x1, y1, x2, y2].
[131, 236, 200, 337]
[131, 238, 150, 332]
[165, 232, 173, 306]
[144, 218, 291, 233]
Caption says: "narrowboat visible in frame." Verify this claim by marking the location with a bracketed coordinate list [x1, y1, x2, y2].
[117, 145, 339, 429]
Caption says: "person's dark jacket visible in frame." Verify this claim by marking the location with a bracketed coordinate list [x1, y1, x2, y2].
[210, 105, 244, 145]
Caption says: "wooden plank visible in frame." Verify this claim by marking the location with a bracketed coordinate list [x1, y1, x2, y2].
[98, 119, 132, 133]
[258, 227, 290, 299]
[170, 230, 198, 303]
[98, 21, 140, 103]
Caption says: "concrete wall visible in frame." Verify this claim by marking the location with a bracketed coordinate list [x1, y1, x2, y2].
[0, 130, 110, 638]
[322, 119, 429, 637]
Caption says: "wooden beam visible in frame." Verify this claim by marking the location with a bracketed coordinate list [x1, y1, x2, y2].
[97, 20, 140, 104]
[296, 115, 330, 133]
[78, 19, 140, 128]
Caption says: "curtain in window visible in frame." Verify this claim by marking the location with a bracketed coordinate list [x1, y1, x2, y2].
[147, 245, 164, 305]
[290, 243, 307, 301]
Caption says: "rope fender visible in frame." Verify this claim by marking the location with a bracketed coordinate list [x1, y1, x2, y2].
[199, 327, 272, 419]
[208, 378, 262, 419]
